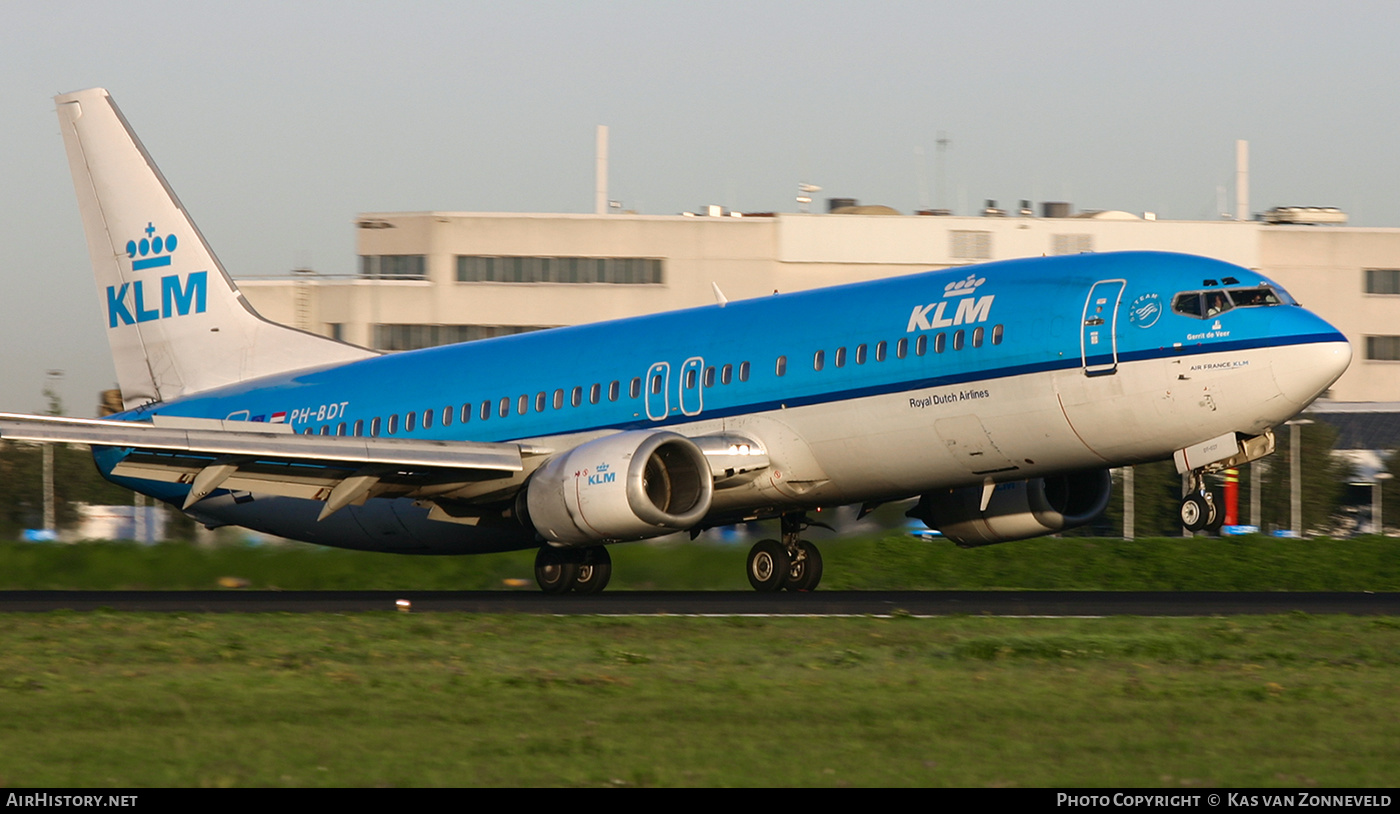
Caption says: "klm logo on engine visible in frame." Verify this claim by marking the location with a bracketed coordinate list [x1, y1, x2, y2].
[107, 272, 208, 327]
[107, 223, 208, 327]
[587, 463, 616, 486]
[906, 274, 995, 332]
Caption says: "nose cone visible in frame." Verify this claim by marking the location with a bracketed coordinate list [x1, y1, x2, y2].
[1272, 339, 1351, 409]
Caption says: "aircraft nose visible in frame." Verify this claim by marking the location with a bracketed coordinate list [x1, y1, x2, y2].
[1272, 338, 1351, 408]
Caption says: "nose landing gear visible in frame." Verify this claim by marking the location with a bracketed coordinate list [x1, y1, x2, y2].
[1179, 473, 1225, 534]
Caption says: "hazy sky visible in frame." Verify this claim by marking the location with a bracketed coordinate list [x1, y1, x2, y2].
[3, 1, 1397, 413]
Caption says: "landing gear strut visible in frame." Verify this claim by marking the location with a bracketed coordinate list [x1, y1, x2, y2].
[747, 513, 825, 592]
[535, 546, 612, 594]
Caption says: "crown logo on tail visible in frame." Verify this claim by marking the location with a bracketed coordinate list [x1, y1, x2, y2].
[126, 223, 178, 270]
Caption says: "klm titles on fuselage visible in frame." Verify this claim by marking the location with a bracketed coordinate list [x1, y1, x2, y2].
[906, 274, 995, 332]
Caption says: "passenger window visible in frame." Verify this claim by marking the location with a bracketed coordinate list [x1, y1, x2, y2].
[441, 407, 452, 427]
[739, 361, 750, 382]
[685, 369, 697, 389]
[896, 338, 908, 359]
[875, 341, 887, 362]
[572, 386, 584, 406]
[480, 401, 491, 421]
[499, 397, 510, 418]
[992, 324, 1004, 345]
[776, 356, 787, 377]
[704, 367, 716, 387]
[934, 333, 946, 353]
[405, 412, 416, 432]
[721, 364, 733, 384]
[855, 344, 867, 364]
[517, 395, 528, 415]
[388, 414, 399, 435]
[915, 335, 927, 356]
[460, 403, 472, 424]
[535, 392, 547, 412]
[649, 376, 661, 396]
[630, 378, 641, 398]
[972, 326, 984, 348]
[371, 417, 381, 437]
[554, 389, 565, 409]
[319, 425, 329, 436]
[422, 410, 432, 430]
[835, 347, 847, 368]
[814, 350, 825, 371]
[336, 422, 347, 436]
[609, 381, 620, 401]
[590, 383, 601, 404]
[354, 419, 364, 437]
[953, 330, 965, 351]
[303, 428, 314, 435]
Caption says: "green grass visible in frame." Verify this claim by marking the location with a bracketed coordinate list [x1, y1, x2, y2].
[1, 532, 1398, 591]
[0, 613, 1396, 787]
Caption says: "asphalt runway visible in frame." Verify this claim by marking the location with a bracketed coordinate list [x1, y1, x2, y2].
[0, 590, 1397, 615]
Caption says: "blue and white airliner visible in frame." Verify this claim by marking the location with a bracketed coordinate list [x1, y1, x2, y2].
[0, 88, 1351, 593]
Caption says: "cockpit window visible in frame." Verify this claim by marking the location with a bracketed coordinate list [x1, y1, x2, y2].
[1172, 292, 1203, 317]
[1171, 285, 1291, 319]
[1203, 292, 1233, 317]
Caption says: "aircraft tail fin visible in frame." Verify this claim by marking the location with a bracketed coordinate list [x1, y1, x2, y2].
[54, 88, 376, 410]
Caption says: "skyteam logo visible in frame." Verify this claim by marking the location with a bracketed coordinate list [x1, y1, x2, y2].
[1128, 292, 1162, 329]
[906, 274, 995, 332]
[107, 222, 207, 328]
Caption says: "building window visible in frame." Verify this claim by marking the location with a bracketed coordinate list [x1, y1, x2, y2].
[456, 255, 664, 285]
[1365, 269, 1400, 295]
[950, 231, 992, 260]
[371, 324, 549, 351]
[1366, 336, 1400, 360]
[1051, 234, 1094, 255]
[360, 255, 426, 279]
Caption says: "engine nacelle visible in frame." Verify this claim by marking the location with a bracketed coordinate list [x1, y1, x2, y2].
[908, 469, 1112, 547]
[522, 431, 714, 544]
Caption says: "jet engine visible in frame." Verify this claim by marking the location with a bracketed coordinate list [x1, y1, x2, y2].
[520, 431, 713, 544]
[907, 469, 1112, 547]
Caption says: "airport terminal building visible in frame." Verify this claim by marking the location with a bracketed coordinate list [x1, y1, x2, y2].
[238, 206, 1400, 402]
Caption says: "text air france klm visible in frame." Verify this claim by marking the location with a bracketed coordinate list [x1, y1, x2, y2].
[906, 274, 994, 332]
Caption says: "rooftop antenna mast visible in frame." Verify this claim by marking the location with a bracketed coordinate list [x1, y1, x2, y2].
[914, 146, 931, 210]
[935, 131, 951, 212]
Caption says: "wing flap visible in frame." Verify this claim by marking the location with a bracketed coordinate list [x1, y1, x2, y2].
[0, 412, 545, 517]
[0, 412, 538, 470]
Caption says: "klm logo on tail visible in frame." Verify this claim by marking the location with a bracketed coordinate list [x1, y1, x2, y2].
[107, 223, 207, 327]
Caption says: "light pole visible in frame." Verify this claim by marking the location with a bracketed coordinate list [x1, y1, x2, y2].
[1286, 418, 1313, 537]
[1375, 472, 1393, 536]
[41, 370, 63, 536]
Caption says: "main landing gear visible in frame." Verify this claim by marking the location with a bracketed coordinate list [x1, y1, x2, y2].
[747, 513, 826, 592]
[1178, 472, 1225, 534]
[535, 545, 612, 594]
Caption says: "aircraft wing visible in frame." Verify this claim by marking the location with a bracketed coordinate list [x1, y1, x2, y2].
[0, 412, 550, 519]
